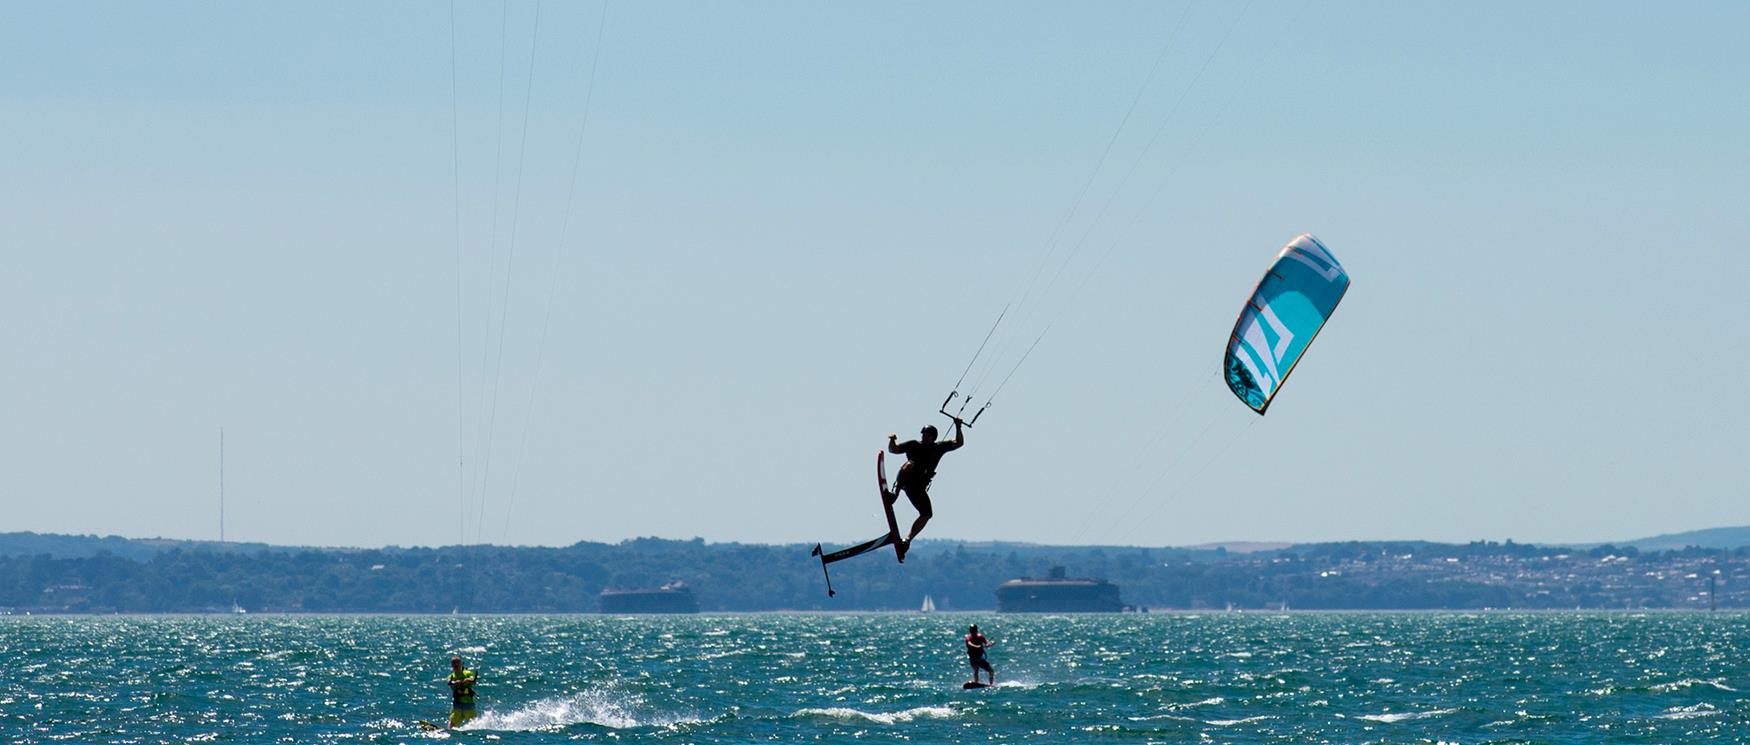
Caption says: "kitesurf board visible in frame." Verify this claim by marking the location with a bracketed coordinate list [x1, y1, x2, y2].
[878, 450, 903, 562]
[808, 449, 910, 595]
[817, 533, 893, 564]
[416, 720, 443, 731]
[963, 681, 991, 690]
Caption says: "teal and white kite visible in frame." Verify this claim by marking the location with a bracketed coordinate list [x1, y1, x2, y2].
[1223, 234, 1350, 414]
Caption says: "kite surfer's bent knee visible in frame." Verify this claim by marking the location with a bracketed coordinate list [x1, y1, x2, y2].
[886, 417, 964, 558]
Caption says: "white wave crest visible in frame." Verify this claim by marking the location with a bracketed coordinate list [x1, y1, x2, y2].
[1656, 703, 1718, 720]
[1165, 697, 1225, 710]
[459, 688, 699, 732]
[1358, 708, 1460, 723]
[1127, 713, 1200, 723]
[1650, 678, 1737, 693]
[1207, 715, 1275, 726]
[793, 705, 957, 725]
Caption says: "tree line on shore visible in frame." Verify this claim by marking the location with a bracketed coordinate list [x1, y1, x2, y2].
[0, 533, 1743, 613]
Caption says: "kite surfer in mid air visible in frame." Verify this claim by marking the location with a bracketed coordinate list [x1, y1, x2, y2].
[887, 418, 964, 559]
[807, 416, 968, 593]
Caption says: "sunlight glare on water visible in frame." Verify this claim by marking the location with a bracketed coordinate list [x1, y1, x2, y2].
[4, 613, 1749, 742]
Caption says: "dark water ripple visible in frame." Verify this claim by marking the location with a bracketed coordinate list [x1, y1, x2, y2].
[3, 613, 1748, 742]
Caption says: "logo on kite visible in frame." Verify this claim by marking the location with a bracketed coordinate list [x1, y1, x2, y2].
[1223, 234, 1350, 414]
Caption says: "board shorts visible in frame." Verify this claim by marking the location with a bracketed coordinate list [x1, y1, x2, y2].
[969, 656, 993, 673]
[895, 463, 935, 499]
[449, 706, 477, 728]
[895, 462, 929, 487]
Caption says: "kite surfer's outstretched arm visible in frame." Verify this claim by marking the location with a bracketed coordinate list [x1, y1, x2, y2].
[888, 433, 908, 454]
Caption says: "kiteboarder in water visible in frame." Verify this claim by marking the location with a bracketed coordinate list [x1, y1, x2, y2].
[447, 656, 478, 729]
[965, 624, 995, 686]
[887, 418, 964, 558]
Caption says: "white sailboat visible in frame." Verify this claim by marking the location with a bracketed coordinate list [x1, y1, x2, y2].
[920, 595, 936, 613]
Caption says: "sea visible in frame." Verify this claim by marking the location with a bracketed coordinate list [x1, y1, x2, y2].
[3, 612, 1747, 743]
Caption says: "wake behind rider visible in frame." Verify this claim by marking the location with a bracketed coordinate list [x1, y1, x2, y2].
[886, 418, 964, 560]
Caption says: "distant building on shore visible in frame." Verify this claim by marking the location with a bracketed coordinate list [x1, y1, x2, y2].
[598, 581, 699, 614]
[996, 566, 1123, 613]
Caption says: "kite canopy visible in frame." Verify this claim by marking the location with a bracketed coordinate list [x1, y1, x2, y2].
[1223, 234, 1350, 414]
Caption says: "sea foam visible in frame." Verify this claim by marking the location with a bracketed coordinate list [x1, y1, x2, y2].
[1357, 708, 1461, 723]
[792, 705, 957, 724]
[460, 688, 701, 732]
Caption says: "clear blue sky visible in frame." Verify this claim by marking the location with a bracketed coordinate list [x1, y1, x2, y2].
[3, 1, 1745, 549]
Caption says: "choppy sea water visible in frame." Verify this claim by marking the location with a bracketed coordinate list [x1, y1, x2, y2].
[3, 613, 1748, 743]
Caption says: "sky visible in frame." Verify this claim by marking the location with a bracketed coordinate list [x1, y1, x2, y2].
[3, 1, 1746, 550]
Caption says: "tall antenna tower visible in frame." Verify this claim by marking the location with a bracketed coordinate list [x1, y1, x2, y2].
[219, 428, 225, 543]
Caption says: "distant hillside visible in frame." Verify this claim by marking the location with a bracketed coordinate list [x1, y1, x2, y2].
[3, 531, 1748, 613]
[0, 532, 288, 561]
[1186, 541, 1293, 554]
[0, 533, 1231, 562]
[1624, 526, 1750, 552]
[13, 528, 1750, 561]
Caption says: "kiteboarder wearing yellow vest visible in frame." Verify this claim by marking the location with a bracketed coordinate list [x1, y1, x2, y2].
[447, 656, 478, 729]
[886, 418, 964, 559]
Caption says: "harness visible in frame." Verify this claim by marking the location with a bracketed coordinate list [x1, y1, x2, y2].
[449, 669, 477, 708]
[965, 634, 987, 659]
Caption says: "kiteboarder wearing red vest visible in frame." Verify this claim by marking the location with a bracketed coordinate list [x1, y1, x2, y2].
[965, 624, 995, 686]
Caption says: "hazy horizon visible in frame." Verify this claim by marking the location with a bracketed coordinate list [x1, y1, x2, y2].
[13, 523, 1744, 554]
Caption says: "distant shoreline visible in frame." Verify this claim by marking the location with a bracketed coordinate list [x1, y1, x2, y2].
[4, 531, 1744, 614]
[6, 608, 1749, 618]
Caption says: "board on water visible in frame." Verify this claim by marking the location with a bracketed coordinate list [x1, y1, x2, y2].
[963, 681, 991, 690]
[878, 450, 905, 563]
[416, 720, 443, 731]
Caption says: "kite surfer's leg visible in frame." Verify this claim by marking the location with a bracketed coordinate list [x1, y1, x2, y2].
[906, 511, 931, 542]
[973, 657, 994, 684]
[890, 463, 912, 503]
[903, 487, 932, 543]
